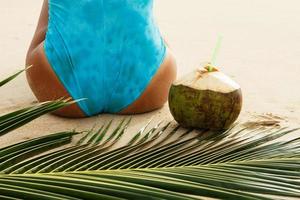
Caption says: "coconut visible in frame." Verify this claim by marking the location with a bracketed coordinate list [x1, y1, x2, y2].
[169, 64, 242, 130]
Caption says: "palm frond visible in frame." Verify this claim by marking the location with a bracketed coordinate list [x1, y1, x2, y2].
[0, 67, 31, 87]
[0, 99, 76, 136]
[0, 119, 299, 199]
[0, 67, 76, 136]
[0, 131, 80, 173]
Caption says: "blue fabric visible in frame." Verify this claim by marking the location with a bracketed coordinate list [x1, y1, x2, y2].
[44, 0, 166, 116]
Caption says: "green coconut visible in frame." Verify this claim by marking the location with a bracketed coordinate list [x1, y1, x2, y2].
[169, 65, 242, 130]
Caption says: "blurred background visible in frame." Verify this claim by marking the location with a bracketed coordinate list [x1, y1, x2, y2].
[0, 0, 299, 146]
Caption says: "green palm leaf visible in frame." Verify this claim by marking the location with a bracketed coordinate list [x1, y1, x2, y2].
[0, 99, 75, 136]
[0, 119, 299, 200]
[1, 68, 300, 199]
[0, 67, 75, 136]
[0, 67, 29, 87]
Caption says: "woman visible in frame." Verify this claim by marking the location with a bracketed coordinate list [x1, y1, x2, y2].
[26, 0, 177, 118]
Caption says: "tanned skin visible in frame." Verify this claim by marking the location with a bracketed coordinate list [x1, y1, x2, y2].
[26, 0, 177, 118]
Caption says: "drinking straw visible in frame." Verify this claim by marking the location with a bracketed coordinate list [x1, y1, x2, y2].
[209, 35, 223, 71]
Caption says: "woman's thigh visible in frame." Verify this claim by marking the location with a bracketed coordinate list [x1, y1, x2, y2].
[26, 43, 86, 118]
[120, 49, 177, 114]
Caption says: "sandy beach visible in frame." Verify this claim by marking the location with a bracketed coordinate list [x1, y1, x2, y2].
[0, 0, 299, 147]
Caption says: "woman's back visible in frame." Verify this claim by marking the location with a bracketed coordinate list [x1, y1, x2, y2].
[45, 0, 166, 115]
[26, 0, 176, 117]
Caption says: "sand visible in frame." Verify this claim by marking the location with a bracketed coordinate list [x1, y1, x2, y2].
[0, 0, 300, 148]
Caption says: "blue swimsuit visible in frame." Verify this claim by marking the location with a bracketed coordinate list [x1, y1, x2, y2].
[45, 0, 166, 116]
